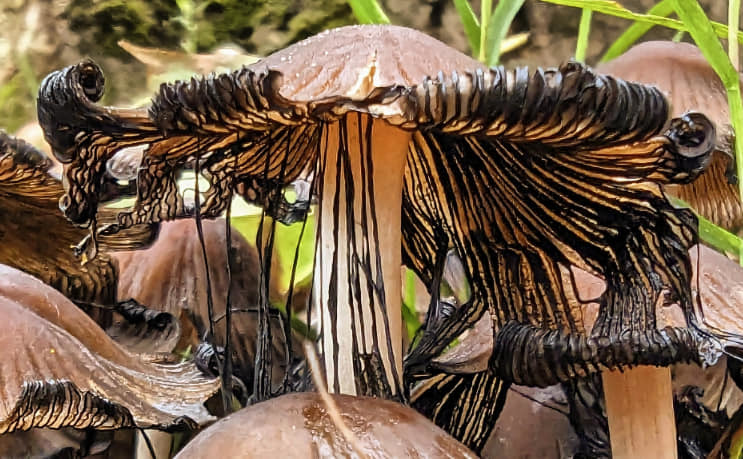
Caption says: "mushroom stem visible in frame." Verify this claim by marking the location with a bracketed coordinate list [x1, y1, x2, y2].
[602, 366, 677, 459]
[315, 113, 410, 396]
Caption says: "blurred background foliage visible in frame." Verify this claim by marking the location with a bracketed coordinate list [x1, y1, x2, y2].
[0, 0, 731, 133]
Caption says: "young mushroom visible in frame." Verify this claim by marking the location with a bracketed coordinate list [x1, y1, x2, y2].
[173, 392, 476, 458]
[114, 218, 297, 397]
[0, 264, 218, 451]
[597, 40, 743, 231]
[38, 26, 726, 454]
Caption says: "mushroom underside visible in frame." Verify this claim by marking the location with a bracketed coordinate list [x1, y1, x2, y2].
[0, 130, 183, 354]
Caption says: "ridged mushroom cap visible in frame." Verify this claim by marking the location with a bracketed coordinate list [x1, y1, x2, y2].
[597, 41, 743, 230]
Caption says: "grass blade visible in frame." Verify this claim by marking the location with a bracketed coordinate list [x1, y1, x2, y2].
[669, 197, 743, 258]
[347, 0, 390, 24]
[600, 0, 675, 62]
[575, 7, 593, 62]
[479, 0, 494, 62]
[540, 0, 743, 44]
[454, 0, 481, 56]
[485, 0, 527, 66]
[730, 0, 741, 71]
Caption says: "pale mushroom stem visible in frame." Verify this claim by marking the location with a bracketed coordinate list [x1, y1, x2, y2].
[314, 113, 410, 395]
[602, 366, 677, 459]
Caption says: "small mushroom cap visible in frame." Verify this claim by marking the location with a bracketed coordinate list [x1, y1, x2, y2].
[0, 264, 218, 433]
[114, 219, 291, 387]
[690, 245, 743, 338]
[255, 25, 485, 102]
[174, 392, 476, 458]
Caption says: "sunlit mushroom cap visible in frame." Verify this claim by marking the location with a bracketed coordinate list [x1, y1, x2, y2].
[255, 24, 486, 101]
[597, 41, 743, 230]
[174, 392, 476, 458]
[0, 264, 218, 432]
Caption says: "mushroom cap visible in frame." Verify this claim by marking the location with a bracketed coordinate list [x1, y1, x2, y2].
[174, 392, 476, 458]
[254, 24, 485, 102]
[114, 218, 292, 388]
[597, 41, 743, 230]
[0, 264, 218, 433]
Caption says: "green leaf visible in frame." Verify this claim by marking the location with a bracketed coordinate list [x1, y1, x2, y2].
[485, 0, 527, 66]
[601, 0, 675, 62]
[402, 268, 422, 341]
[453, 0, 481, 56]
[231, 211, 316, 292]
[347, 0, 390, 24]
[540, 0, 743, 44]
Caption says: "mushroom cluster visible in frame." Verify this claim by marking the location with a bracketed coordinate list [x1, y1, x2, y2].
[35, 24, 735, 455]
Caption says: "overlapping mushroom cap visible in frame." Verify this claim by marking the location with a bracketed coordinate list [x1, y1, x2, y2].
[114, 218, 295, 392]
[0, 264, 219, 433]
[38, 24, 723, 417]
[174, 392, 476, 458]
[597, 41, 743, 231]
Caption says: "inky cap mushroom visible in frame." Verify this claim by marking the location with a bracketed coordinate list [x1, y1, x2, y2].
[0, 264, 219, 432]
[597, 41, 743, 231]
[174, 392, 476, 458]
[38, 25, 722, 410]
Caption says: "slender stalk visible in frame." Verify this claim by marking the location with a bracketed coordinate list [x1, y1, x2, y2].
[315, 114, 409, 395]
[575, 8, 593, 62]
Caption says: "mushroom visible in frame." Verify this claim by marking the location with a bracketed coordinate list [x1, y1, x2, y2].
[173, 391, 476, 458]
[0, 131, 180, 353]
[413, 242, 743, 456]
[0, 264, 218, 453]
[597, 40, 743, 231]
[38, 25, 724, 456]
[113, 217, 298, 395]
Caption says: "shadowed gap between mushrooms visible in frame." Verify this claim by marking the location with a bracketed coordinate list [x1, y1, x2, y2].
[37, 25, 736, 431]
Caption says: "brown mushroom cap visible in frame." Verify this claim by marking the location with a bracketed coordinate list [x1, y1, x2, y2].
[114, 218, 292, 388]
[254, 24, 486, 102]
[0, 264, 218, 432]
[597, 41, 743, 230]
[174, 392, 476, 458]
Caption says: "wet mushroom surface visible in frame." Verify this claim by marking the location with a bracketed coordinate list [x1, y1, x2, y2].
[0, 263, 219, 435]
[37, 24, 732, 451]
[173, 391, 476, 458]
